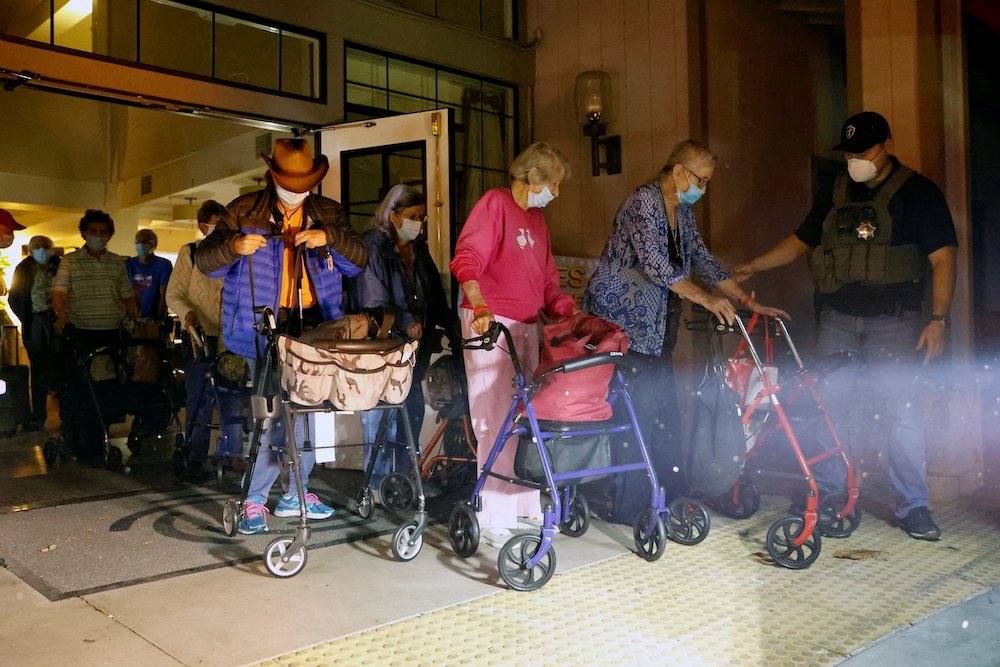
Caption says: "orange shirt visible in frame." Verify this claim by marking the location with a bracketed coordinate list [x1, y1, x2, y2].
[278, 202, 316, 309]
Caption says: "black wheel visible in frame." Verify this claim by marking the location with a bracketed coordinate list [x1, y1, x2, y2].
[448, 501, 480, 558]
[105, 445, 123, 472]
[357, 488, 375, 520]
[222, 499, 239, 537]
[716, 476, 760, 519]
[215, 461, 225, 491]
[263, 537, 307, 578]
[816, 491, 862, 538]
[666, 497, 711, 546]
[43, 438, 59, 466]
[171, 448, 187, 478]
[560, 492, 590, 538]
[497, 533, 556, 592]
[766, 516, 822, 570]
[431, 460, 473, 494]
[391, 521, 423, 561]
[632, 509, 668, 561]
[380, 473, 416, 512]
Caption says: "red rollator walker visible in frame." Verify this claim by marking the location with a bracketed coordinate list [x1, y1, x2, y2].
[688, 305, 860, 569]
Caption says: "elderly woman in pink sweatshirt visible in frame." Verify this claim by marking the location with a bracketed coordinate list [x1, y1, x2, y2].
[450, 141, 578, 548]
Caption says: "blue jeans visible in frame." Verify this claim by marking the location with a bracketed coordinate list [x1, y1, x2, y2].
[361, 406, 414, 487]
[245, 357, 315, 505]
[184, 338, 245, 462]
[811, 307, 929, 518]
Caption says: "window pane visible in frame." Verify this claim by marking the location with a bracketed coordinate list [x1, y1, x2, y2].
[389, 92, 435, 115]
[438, 71, 481, 109]
[347, 83, 386, 112]
[457, 109, 483, 168]
[2, 0, 52, 43]
[504, 118, 516, 172]
[139, 0, 212, 77]
[215, 15, 279, 89]
[94, 0, 137, 61]
[387, 147, 425, 190]
[388, 58, 435, 99]
[438, 0, 479, 31]
[53, 0, 95, 52]
[482, 113, 506, 171]
[481, 0, 513, 39]
[345, 48, 386, 88]
[281, 30, 319, 97]
[483, 169, 507, 192]
[482, 81, 512, 116]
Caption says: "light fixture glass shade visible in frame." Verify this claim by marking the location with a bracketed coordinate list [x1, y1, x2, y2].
[172, 203, 200, 223]
[575, 70, 613, 125]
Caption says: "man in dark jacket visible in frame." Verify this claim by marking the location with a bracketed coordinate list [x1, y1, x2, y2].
[9, 235, 60, 431]
[196, 138, 368, 534]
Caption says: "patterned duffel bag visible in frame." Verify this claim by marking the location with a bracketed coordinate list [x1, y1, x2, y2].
[276, 315, 418, 410]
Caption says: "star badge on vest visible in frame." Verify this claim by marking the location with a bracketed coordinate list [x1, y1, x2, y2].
[856, 221, 877, 240]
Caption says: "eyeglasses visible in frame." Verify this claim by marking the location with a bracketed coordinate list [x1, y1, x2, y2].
[683, 166, 711, 189]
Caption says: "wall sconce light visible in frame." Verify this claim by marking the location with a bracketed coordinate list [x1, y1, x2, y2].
[575, 70, 621, 177]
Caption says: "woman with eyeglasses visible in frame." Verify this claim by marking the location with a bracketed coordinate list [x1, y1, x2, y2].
[351, 184, 460, 496]
[583, 139, 788, 525]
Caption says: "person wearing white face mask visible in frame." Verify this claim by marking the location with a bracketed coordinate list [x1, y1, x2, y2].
[732, 111, 958, 542]
[450, 141, 580, 547]
[351, 185, 460, 497]
[583, 139, 788, 524]
[196, 138, 369, 534]
[10, 234, 61, 431]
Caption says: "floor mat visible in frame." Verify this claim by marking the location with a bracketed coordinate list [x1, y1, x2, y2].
[0, 472, 450, 601]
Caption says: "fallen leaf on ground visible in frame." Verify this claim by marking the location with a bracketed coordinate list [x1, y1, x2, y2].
[40, 544, 57, 553]
[833, 549, 882, 560]
[751, 551, 774, 564]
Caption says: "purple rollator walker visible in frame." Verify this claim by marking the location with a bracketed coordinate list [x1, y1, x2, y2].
[448, 321, 710, 591]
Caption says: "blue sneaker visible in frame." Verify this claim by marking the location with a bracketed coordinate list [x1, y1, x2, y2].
[238, 500, 269, 535]
[274, 492, 336, 519]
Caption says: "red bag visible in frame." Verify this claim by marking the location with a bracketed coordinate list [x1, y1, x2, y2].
[725, 313, 779, 408]
[531, 313, 629, 421]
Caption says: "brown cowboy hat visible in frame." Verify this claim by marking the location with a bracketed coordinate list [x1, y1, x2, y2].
[260, 138, 329, 193]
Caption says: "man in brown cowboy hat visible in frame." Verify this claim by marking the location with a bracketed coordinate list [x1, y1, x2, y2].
[196, 137, 369, 534]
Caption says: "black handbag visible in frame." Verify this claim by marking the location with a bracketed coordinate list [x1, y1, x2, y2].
[514, 432, 612, 485]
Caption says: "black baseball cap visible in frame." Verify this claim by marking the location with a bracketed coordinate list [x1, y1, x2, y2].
[833, 111, 891, 153]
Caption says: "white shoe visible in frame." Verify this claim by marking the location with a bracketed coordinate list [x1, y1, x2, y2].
[481, 527, 512, 548]
[517, 515, 544, 528]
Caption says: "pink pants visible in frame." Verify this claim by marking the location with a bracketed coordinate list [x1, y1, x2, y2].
[461, 309, 541, 530]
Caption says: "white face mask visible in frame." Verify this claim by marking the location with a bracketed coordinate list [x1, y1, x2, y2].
[398, 218, 423, 241]
[846, 147, 883, 183]
[527, 185, 556, 208]
[275, 183, 309, 208]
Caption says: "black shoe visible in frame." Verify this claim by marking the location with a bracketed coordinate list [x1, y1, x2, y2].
[185, 460, 211, 483]
[899, 507, 941, 541]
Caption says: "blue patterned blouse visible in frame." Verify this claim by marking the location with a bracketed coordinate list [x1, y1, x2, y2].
[583, 181, 729, 355]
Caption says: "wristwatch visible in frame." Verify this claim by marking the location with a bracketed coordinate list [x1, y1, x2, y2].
[930, 314, 950, 326]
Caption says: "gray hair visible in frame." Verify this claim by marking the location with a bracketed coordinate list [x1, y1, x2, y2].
[657, 139, 718, 179]
[509, 141, 571, 184]
[27, 235, 53, 252]
[371, 184, 426, 234]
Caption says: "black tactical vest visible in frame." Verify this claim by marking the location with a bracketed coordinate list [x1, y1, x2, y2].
[808, 165, 926, 294]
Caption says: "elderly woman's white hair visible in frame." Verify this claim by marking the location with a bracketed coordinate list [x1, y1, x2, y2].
[26, 235, 54, 252]
[509, 141, 571, 185]
[371, 184, 426, 235]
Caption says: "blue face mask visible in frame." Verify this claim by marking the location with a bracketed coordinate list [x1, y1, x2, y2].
[32, 248, 51, 264]
[677, 176, 706, 205]
[135, 243, 151, 258]
[85, 236, 108, 251]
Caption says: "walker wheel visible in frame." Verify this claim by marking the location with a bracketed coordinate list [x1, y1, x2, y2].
[766, 516, 822, 569]
[105, 446, 123, 472]
[666, 497, 711, 546]
[497, 533, 556, 592]
[357, 488, 375, 520]
[43, 438, 59, 466]
[380, 473, 415, 512]
[632, 509, 667, 562]
[263, 537, 307, 578]
[448, 501, 480, 558]
[222, 499, 239, 537]
[717, 476, 760, 519]
[215, 461, 225, 491]
[560, 492, 590, 538]
[816, 491, 862, 538]
[391, 521, 423, 561]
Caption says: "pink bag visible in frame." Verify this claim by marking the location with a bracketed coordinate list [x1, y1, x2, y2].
[724, 313, 779, 408]
[531, 313, 629, 422]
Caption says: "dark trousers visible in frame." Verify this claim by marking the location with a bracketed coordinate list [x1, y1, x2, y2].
[25, 311, 58, 425]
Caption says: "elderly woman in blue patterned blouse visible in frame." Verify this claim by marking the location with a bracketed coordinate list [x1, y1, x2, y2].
[584, 139, 788, 523]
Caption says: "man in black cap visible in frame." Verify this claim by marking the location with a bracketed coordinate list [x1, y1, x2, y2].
[732, 111, 957, 541]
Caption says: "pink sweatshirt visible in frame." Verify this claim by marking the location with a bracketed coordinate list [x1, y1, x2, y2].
[450, 188, 576, 323]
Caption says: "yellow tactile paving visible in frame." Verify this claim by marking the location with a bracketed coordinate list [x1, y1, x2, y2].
[255, 496, 1000, 667]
